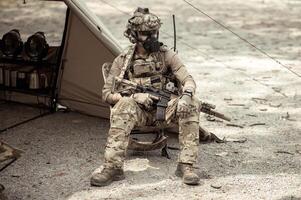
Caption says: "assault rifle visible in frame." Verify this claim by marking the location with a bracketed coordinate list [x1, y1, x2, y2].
[112, 77, 231, 122]
[113, 77, 171, 121]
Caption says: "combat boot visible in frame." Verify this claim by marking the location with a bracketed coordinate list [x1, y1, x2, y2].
[90, 167, 125, 187]
[175, 163, 200, 185]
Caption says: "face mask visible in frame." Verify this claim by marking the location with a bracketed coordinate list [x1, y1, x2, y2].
[142, 36, 161, 53]
[136, 30, 161, 53]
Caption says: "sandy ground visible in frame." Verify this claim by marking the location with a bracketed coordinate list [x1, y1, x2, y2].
[0, 0, 301, 199]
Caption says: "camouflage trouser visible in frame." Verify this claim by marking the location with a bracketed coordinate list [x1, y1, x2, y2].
[103, 96, 200, 169]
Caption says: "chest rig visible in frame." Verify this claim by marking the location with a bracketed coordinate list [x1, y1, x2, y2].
[117, 45, 179, 95]
[126, 52, 167, 90]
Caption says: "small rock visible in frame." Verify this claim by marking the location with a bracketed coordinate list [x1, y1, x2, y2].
[211, 184, 222, 189]
[224, 98, 233, 101]
[269, 103, 282, 108]
[246, 114, 257, 117]
[215, 152, 228, 157]
[272, 87, 281, 92]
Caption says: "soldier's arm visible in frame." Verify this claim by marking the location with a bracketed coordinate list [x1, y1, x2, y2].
[102, 55, 124, 105]
[165, 50, 196, 94]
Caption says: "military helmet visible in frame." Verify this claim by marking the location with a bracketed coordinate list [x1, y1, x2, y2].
[124, 7, 161, 43]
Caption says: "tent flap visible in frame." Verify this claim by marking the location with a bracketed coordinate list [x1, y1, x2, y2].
[58, 3, 121, 118]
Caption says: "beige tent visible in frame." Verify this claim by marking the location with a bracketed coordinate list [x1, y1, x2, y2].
[0, 0, 123, 119]
[57, 0, 122, 118]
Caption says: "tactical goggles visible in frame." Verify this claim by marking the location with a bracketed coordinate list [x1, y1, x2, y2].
[138, 30, 158, 37]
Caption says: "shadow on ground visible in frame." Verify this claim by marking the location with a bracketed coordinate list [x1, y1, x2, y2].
[0, 102, 300, 199]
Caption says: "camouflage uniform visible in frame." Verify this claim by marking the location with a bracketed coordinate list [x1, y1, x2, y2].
[102, 43, 200, 169]
[91, 8, 201, 187]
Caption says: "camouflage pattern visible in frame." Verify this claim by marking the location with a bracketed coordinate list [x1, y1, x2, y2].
[102, 46, 197, 105]
[103, 95, 200, 169]
[124, 7, 161, 44]
[101, 7, 199, 170]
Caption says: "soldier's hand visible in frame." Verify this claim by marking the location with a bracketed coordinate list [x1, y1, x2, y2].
[131, 93, 153, 108]
[177, 94, 192, 118]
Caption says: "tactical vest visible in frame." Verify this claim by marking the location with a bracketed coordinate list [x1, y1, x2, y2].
[128, 51, 166, 87]
[121, 46, 179, 94]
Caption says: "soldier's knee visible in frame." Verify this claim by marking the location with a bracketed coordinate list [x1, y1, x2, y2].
[111, 97, 138, 116]
[110, 97, 138, 132]
[118, 97, 136, 105]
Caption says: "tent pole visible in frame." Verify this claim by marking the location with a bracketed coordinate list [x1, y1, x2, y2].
[52, 7, 71, 113]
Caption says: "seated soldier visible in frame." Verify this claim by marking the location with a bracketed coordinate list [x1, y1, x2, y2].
[91, 7, 201, 186]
